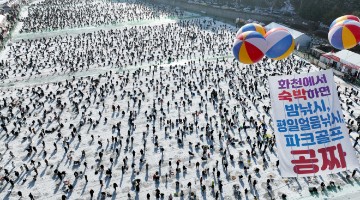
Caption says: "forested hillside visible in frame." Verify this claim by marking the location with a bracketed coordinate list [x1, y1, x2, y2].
[291, 0, 360, 24]
[221, 0, 360, 25]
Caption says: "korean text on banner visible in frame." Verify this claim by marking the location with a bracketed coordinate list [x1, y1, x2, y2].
[269, 69, 359, 177]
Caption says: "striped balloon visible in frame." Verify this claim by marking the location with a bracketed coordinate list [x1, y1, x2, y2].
[330, 15, 360, 29]
[233, 31, 267, 64]
[236, 23, 266, 37]
[265, 28, 295, 60]
[328, 20, 360, 50]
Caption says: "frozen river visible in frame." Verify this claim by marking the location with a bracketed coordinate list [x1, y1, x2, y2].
[0, 1, 359, 200]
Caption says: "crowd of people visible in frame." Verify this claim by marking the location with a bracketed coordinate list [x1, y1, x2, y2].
[0, 51, 359, 200]
[0, 0, 359, 200]
[20, 0, 184, 33]
[1, 19, 230, 83]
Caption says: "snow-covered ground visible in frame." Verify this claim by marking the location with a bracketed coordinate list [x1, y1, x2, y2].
[0, 1, 359, 200]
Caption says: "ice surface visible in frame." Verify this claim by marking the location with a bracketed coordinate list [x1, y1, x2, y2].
[0, 1, 359, 200]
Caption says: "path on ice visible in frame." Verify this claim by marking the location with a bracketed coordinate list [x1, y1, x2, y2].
[0, 54, 233, 89]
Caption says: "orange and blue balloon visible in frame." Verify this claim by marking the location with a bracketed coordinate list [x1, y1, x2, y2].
[233, 31, 267, 64]
[330, 15, 360, 29]
[265, 28, 295, 60]
[236, 23, 266, 37]
[328, 20, 360, 50]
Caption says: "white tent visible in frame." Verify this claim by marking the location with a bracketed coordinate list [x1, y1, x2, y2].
[320, 50, 360, 74]
[334, 50, 360, 73]
[265, 22, 312, 50]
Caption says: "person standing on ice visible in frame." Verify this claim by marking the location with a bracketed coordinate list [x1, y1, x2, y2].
[28, 193, 34, 200]
[89, 189, 94, 199]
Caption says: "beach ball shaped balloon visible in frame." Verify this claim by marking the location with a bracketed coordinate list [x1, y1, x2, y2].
[233, 31, 267, 64]
[328, 20, 360, 50]
[330, 15, 360, 29]
[265, 28, 295, 60]
[236, 23, 266, 37]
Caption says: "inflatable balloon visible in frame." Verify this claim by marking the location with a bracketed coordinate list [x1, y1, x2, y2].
[265, 28, 295, 60]
[330, 15, 360, 29]
[233, 31, 267, 64]
[236, 23, 266, 37]
[328, 20, 360, 50]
